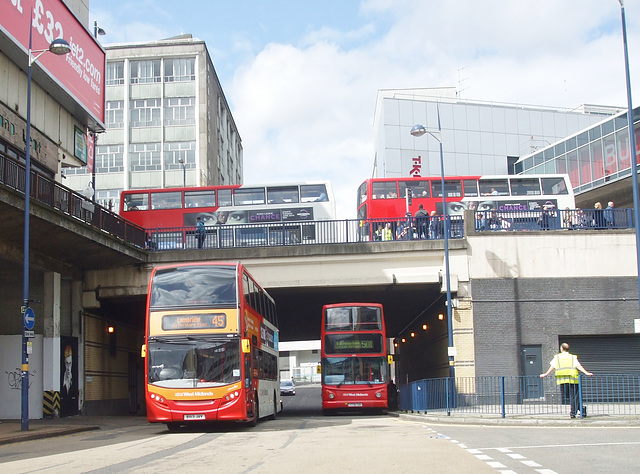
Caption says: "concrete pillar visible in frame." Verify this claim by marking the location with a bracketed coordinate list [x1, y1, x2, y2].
[43, 272, 61, 392]
[71, 281, 84, 412]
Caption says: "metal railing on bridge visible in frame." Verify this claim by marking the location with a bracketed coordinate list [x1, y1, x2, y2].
[399, 374, 640, 418]
[145, 215, 466, 250]
[0, 153, 146, 248]
[475, 207, 633, 232]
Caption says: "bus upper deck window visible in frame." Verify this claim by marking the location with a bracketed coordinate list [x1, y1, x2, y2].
[218, 189, 232, 206]
[268, 186, 299, 204]
[301, 184, 328, 202]
[123, 193, 149, 211]
[185, 190, 216, 208]
[541, 177, 569, 195]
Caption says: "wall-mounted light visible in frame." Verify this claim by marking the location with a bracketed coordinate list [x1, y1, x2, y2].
[438, 314, 444, 321]
[401, 338, 406, 343]
[422, 324, 428, 330]
[107, 326, 115, 333]
[410, 332, 415, 338]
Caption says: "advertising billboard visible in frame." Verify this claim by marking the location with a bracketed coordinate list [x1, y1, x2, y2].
[1, 0, 105, 124]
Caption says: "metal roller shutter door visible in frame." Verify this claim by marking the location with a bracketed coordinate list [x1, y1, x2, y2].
[563, 335, 640, 374]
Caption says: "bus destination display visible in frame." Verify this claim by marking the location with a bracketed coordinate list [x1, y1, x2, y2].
[162, 313, 227, 331]
[324, 334, 383, 354]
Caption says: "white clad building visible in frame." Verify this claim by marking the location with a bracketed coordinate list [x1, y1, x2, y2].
[66, 34, 242, 211]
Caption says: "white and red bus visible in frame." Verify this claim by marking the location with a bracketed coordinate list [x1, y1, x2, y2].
[321, 303, 389, 415]
[142, 262, 280, 430]
[120, 181, 335, 248]
[357, 174, 575, 220]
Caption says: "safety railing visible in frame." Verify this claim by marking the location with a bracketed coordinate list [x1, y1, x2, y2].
[398, 374, 640, 418]
[145, 215, 466, 250]
[475, 208, 633, 232]
[0, 153, 147, 248]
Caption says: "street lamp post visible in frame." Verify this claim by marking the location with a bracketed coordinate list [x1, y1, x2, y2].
[411, 103, 455, 412]
[21, 29, 70, 431]
[618, 1, 640, 318]
[91, 21, 106, 201]
[179, 158, 186, 187]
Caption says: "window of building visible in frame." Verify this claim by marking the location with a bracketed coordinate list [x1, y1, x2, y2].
[130, 60, 161, 84]
[130, 143, 161, 171]
[164, 58, 195, 82]
[130, 98, 161, 127]
[268, 186, 299, 204]
[106, 61, 124, 86]
[234, 187, 265, 206]
[96, 145, 124, 173]
[105, 100, 124, 129]
[164, 97, 195, 126]
[164, 141, 195, 170]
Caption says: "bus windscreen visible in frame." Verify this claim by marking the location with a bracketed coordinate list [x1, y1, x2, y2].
[150, 265, 237, 308]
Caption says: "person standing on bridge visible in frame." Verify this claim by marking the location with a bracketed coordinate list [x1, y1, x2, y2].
[414, 204, 429, 239]
[196, 216, 206, 249]
[540, 342, 593, 418]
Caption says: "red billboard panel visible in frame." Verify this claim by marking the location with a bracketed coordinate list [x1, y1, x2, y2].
[2, 0, 105, 124]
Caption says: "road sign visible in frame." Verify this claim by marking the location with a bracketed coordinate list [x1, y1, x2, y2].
[23, 307, 35, 331]
[24, 330, 35, 338]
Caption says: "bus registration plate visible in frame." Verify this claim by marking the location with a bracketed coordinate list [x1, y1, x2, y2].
[347, 403, 363, 407]
[184, 414, 205, 420]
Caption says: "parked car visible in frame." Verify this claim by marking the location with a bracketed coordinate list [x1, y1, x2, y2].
[280, 379, 296, 396]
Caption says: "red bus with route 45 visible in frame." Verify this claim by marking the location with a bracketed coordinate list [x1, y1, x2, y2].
[142, 262, 280, 429]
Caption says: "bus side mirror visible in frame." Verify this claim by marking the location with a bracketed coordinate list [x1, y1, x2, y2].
[387, 354, 394, 364]
[242, 339, 251, 354]
[141, 344, 146, 358]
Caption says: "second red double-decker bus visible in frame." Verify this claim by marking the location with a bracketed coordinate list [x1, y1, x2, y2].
[321, 303, 389, 415]
[142, 262, 280, 429]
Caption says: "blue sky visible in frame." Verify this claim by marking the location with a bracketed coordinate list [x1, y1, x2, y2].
[90, 0, 640, 218]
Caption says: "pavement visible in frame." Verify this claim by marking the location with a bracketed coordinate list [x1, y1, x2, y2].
[1, 411, 639, 446]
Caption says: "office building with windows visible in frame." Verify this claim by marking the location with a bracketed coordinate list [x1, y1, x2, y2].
[373, 87, 621, 180]
[65, 34, 242, 210]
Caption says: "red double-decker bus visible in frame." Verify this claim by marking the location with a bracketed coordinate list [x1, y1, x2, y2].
[142, 262, 280, 430]
[321, 303, 389, 415]
[357, 174, 574, 220]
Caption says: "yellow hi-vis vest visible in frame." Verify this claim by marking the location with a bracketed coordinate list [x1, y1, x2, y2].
[554, 352, 579, 385]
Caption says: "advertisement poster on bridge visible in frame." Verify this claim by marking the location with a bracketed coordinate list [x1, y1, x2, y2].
[60, 336, 78, 417]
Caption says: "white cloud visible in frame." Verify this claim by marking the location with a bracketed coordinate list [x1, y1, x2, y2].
[230, 0, 640, 219]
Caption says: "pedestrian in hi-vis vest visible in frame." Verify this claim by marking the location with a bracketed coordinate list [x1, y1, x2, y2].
[540, 343, 593, 418]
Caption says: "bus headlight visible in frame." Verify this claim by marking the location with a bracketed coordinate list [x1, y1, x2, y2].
[328, 392, 335, 399]
[376, 392, 382, 398]
[150, 393, 166, 404]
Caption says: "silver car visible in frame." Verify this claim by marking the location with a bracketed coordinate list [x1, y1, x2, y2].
[280, 379, 296, 396]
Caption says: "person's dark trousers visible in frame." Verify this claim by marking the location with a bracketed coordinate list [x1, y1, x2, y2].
[561, 383, 580, 417]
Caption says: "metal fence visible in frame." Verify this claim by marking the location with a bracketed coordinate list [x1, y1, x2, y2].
[0, 153, 147, 248]
[398, 375, 640, 418]
[475, 207, 633, 232]
[145, 215, 466, 250]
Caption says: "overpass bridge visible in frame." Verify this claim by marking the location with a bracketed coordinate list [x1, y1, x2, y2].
[1, 171, 639, 417]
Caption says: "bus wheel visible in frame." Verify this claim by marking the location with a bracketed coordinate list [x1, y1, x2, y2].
[268, 393, 277, 420]
[248, 396, 258, 427]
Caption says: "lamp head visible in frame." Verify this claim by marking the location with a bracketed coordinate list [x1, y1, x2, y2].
[410, 124, 427, 138]
[48, 38, 71, 56]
